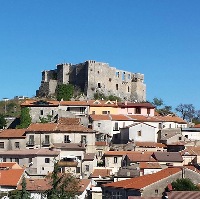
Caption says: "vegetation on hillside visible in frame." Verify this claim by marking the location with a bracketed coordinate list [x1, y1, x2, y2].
[17, 107, 31, 129]
[94, 92, 122, 101]
[56, 84, 74, 101]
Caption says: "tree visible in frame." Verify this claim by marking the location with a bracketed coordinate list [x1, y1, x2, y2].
[175, 103, 195, 121]
[0, 114, 6, 129]
[44, 162, 80, 199]
[9, 176, 31, 199]
[171, 178, 200, 191]
[17, 107, 31, 129]
[56, 84, 74, 101]
[152, 97, 164, 109]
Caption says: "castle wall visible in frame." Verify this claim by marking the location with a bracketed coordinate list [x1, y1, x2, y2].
[37, 60, 146, 102]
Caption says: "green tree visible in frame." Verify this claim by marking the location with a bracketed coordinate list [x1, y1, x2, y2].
[45, 162, 80, 199]
[9, 176, 31, 199]
[171, 178, 200, 191]
[56, 84, 74, 101]
[17, 107, 31, 129]
[0, 114, 6, 129]
[152, 97, 164, 109]
[107, 95, 121, 102]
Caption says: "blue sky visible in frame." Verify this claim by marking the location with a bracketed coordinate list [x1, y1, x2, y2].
[1, 1, 200, 110]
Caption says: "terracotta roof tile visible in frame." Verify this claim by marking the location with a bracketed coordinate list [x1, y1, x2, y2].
[90, 168, 112, 178]
[153, 152, 183, 162]
[27, 123, 57, 131]
[58, 117, 80, 125]
[167, 191, 200, 199]
[118, 102, 155, 108]
[0, 169, 24, 187]
[135, 142, 166, 148]
[110, 114, 133, 121]
[90, 114, 111, 121]
[0, 129, 26, 138]
[0, 162, 22, 169]
[103, 167, 181, 189]
[127, 152, 156, 162]
[83, 153, 96, 161]
[60, 101, 89, 106]
[21, 100, 59, 106]
[139, 162, 162, 169]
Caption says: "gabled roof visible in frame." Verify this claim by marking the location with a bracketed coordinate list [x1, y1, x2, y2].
[0, 162, 22, 170]
[183, 146, 200, 156]
[21, 100, 59, 107]
[0, 129, 26, 139]
[103, 167, 181, 189]
[83, 153, 96, 161]
[0, 168, 24, 187]
[126, 152, 156, 162]
[135, 142, 165, 148]
[90, 168, 112, 178]
[58, 117, 80, 125]
[90, 114, 111, 121]
[153, 152, 183, 162]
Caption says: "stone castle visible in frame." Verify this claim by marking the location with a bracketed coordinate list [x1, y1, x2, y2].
[36, 60, 146, 102]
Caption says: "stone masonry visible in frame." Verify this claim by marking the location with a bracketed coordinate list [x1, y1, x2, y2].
[36, 60, 146, 102]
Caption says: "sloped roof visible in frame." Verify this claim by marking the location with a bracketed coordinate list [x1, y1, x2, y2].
[0, 169, 24, 187]
[118, 102, 155, 108]
[0, 129, 26, 138]
[90, 114, 111, 121]
[58, 117, 80, 125]
[135, 142, 165, 148]
[139, 162, 162, 169]
[83, 153, 96, 161]
[0, 162, 22, 169]
[90, 168, 112, 178]
[167, 191, 200, 199]
[153, 152, 183, 162]
[126, 152, 156, 162]
[0, 149, 60, 156]
[103, 167, 181, 189]
[183, 146, 200, 156]
[21, 100, 59, 107]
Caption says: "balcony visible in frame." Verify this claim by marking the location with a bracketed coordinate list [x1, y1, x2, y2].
[26, 141, 35, 146]
[42, 141, 50, 147]
[58, 156, 78, 167]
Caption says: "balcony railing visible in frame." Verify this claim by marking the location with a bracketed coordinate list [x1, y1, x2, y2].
[42, 141, 50, 146]
[26, 141, 35, 146]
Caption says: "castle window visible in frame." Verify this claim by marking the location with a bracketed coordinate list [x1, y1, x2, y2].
[40, 110, 44, 115]
[128, 86, 130, 92]
[97, 71, 100, 74]
[116, 84, 118, 90]
[138, 131, 142, 136]
[109, 78, 112, 82]
[98, 83, 101, 88]
[122, 72, 125, 80]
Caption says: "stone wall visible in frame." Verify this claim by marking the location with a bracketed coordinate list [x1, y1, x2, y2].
[37, 60, 146, 102]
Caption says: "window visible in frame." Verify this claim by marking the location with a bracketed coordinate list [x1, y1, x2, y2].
[10, 158, 12, 162]
[15, 142, 20, 149]
[40, 110, 43, 115]
[80, 107, 85, 114]
[45, 135, 50, 144]
[92, 111, 95, 114]
[138, 131, 142, 136]
[114, 122, 118, 131]
[98, 123, 101, 127]
[114, 157, 118, 163]
[77, 156, 82, 161]
[169, 124, 172, 128]
[0, 142, 4, 149]
[81, 135, 87, 144]
[122, 72, 125, 80]
[147, 108, 150, 115]
[135, 108, 141, 114]
[98, 151, 103, 157]
[15, 158, 19, 164]
[158, 123, 162, 129]
[51, 110, 54, 115]
[29, 135, 34, 144]
[185, 135, 188, 139]
[116, 72, 119, 77]
[85, 165, 89, 171]
[76, 167, 81, 173]
[3, 158, 6, 162]
[45, 158, 50, 163]
[179, 137, 182, 140]
[29, 158, 32, 163]
[116, 84, 118, 90]
[102, 111, 109, 114]
[109, 78, 112, 82]
[155, 189, 158, 194]
[128, 86, 130, 92]
[98, 83, 101, 88]
[64, 135, 70, 143]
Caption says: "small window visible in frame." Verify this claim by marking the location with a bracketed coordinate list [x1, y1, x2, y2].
[135, 108, 141, 114]
[114, 122, 118, 131]
[15, 158, 19, 164]
[92, 111, 95, 114]
[116, 84, 118, 90]
[15, 142, 20, 149]
[155, 189, 158, 194]
[42, 167, 44, 170]
[109, 78, 112, 82]
[98, 123, 101, 127]
[102, 111, 107, 114]
[45, 158, 50, 163]
[29, 158, 32, 163]
[85, 165, 89, 171]
[64, 135, 70, 143]
[81, 135, 87, 144]
[10, 158, 12, 162]
[51, 110, 54, 115]
[98, 151, 103, 157]
[116, 72, 119, 77]
[185, 135, 188, 139]
[114, 157, 118, 163]
[76, 167, 81, 173]
[179, 137, 182, 140]
[128, 86, 130, 92]
[0, 142, 4, 149]
[98, 83, 101, 88]
[138, 131, 142, 136]
[3, 158, 6, 162]
[147, 108, 150, 115]
[40, 110, 43, 115]
[77, 156, 82, 160]
[122, 72, 125, 80]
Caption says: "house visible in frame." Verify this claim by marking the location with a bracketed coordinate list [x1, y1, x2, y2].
[119, 122, 157, 144]
[0, 162, 25, 193]
[20, 100, 59, 123]
[182, 128, 200, 141]
[0, 148, 60, 177]
[0, 129, 26, 151]
[82, 153, 97, 179]
[152, 152, 183, 167]
[134, 142, 166, 152]
[26, 118, 96, 153]
[117, 102, 155, 116]
[102, 167, 200, 198]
